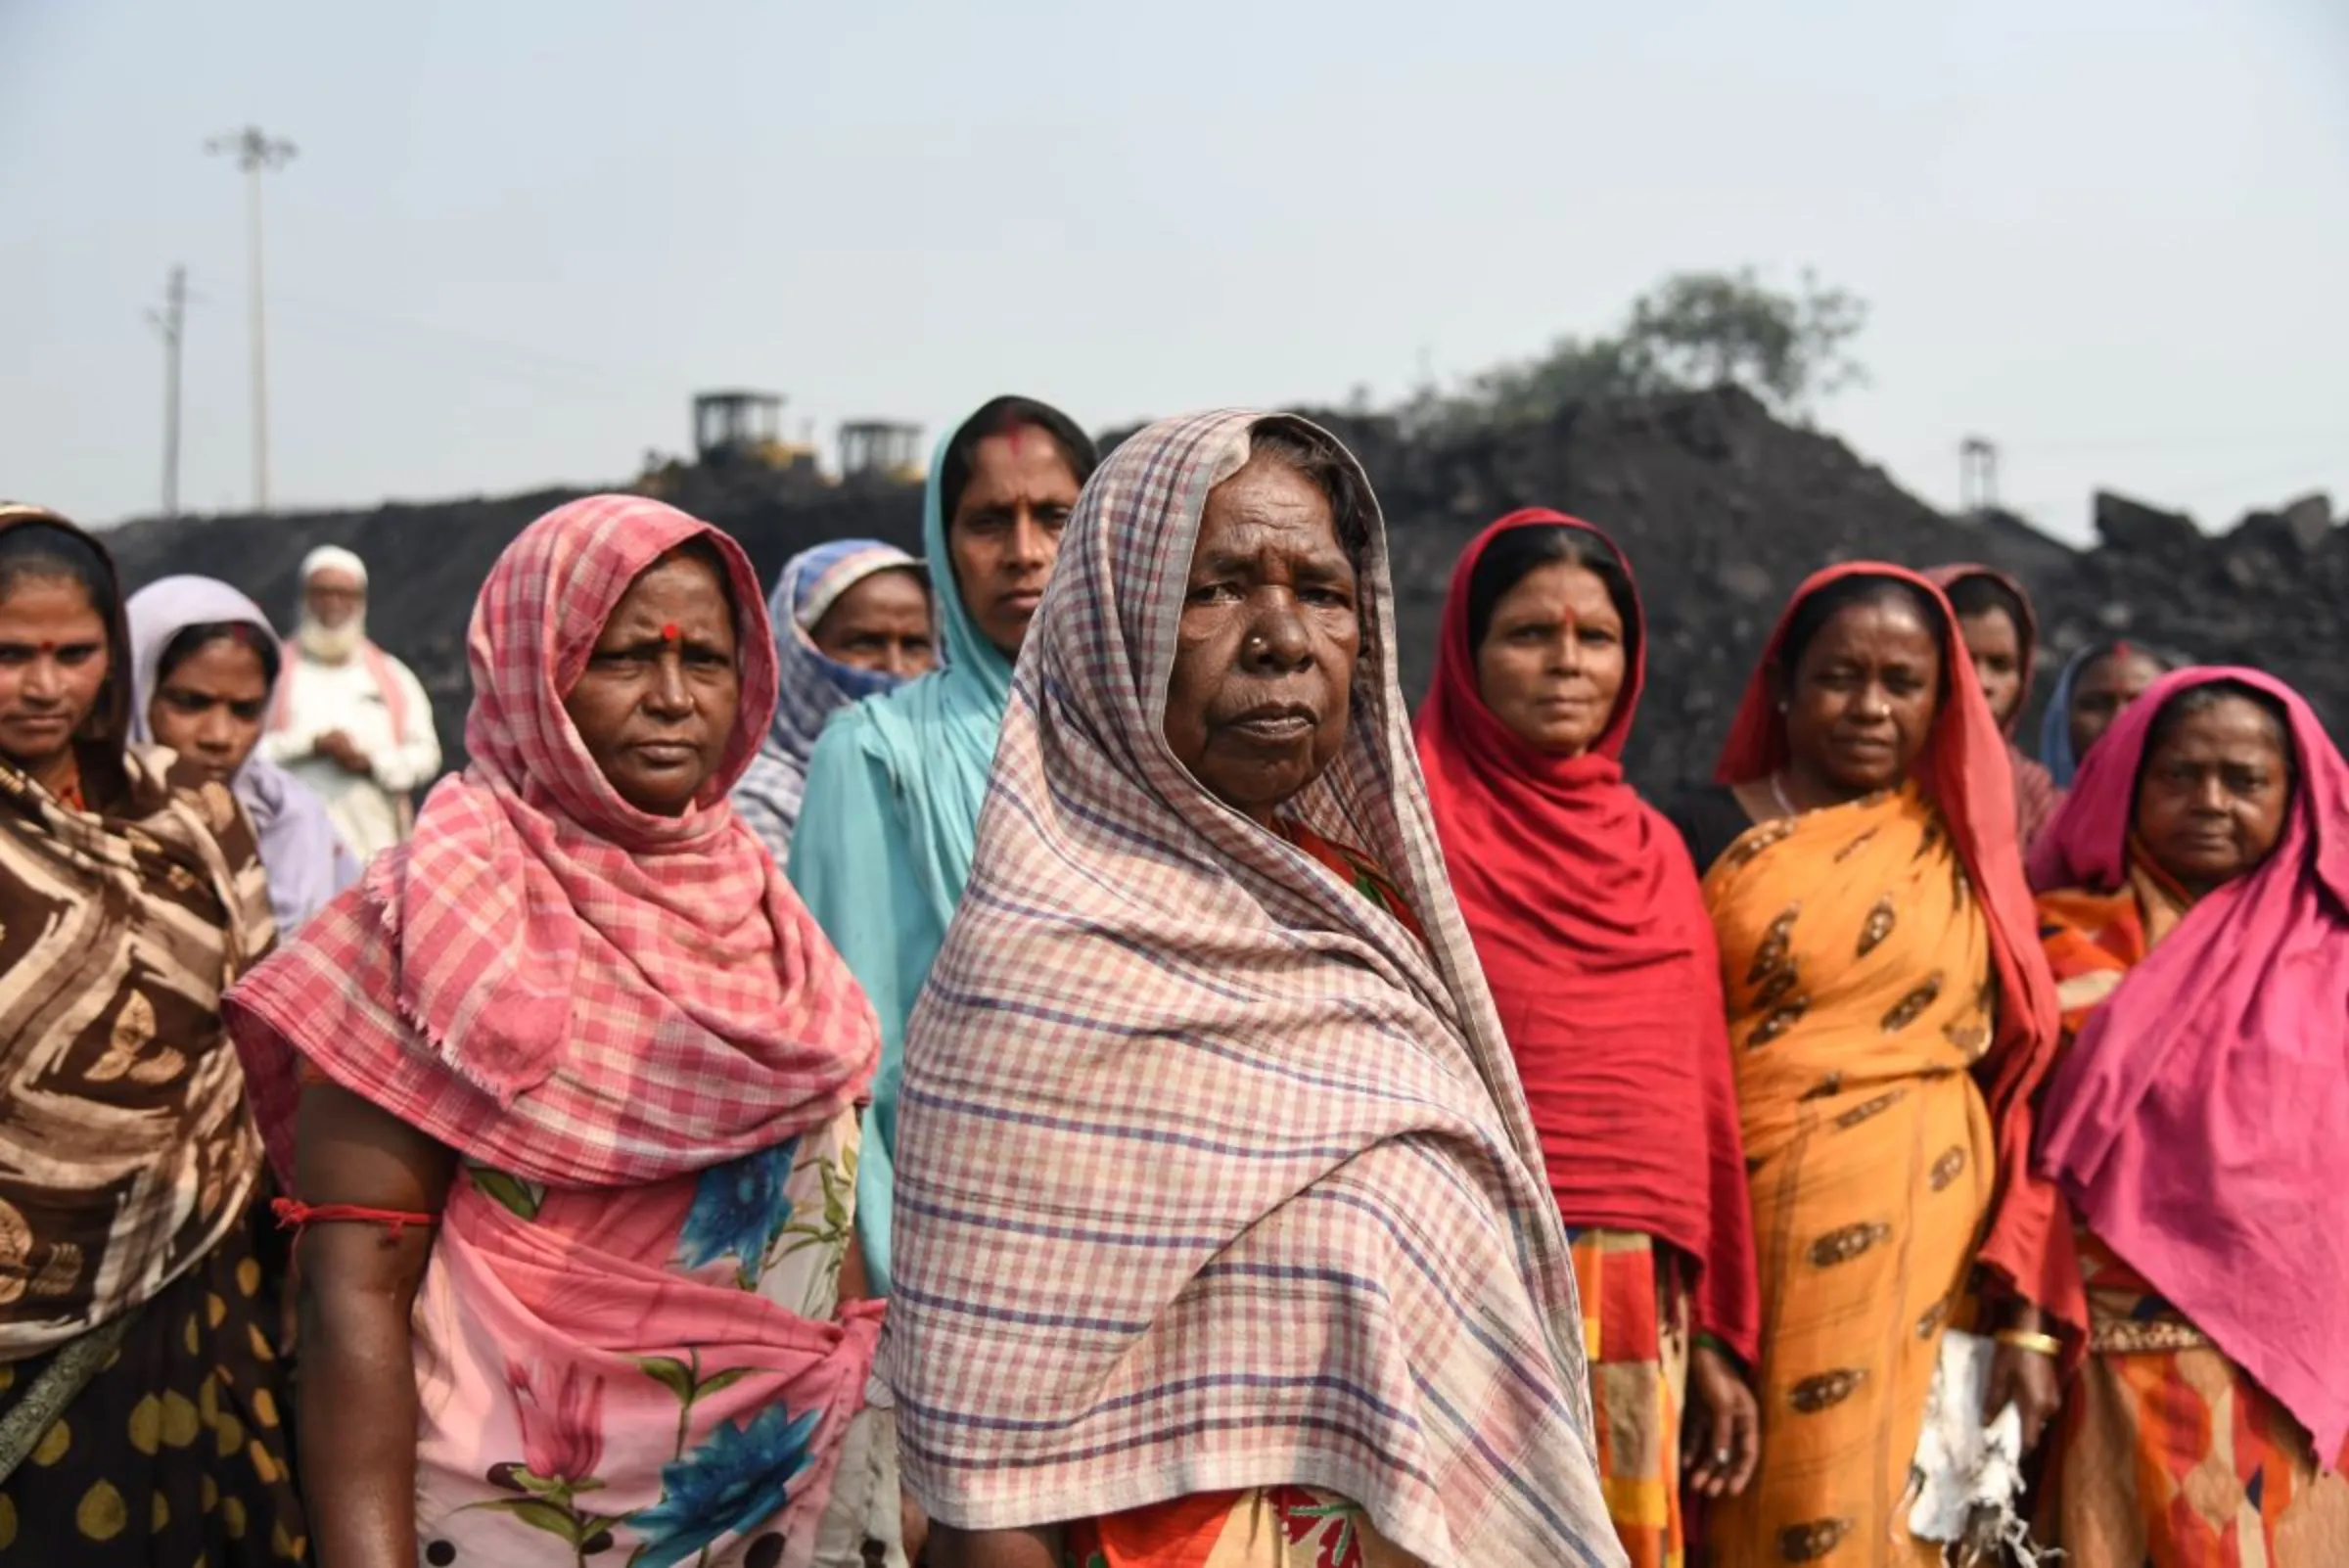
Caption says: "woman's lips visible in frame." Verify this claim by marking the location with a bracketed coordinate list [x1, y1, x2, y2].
[1226, 704, 1316, 741]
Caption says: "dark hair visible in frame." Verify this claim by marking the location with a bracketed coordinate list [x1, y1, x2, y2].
[0, 519, 117, 612]
[157, 622, 283, 690]
[939, 396, 1100, 527]
[2079, 637, 2187, 685]
[1242, 416, 1376, 564]
[1776, 574, 1949, 686]
[1465, 525, 1640, 669]
[1942, 573, 2030, 638]
[2142, 677, 2296, 774]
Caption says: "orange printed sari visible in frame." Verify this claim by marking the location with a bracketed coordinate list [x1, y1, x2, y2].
[2036, 867, 2349, 1567]
[1700, 785, 1999, 1568]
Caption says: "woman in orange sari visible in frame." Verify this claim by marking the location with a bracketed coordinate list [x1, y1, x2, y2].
[1664, 567, 2064, 1567]
[2029, 669, 2349, 1566]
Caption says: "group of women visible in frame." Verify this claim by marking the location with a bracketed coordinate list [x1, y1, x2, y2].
[0, 396, 2338, 1568]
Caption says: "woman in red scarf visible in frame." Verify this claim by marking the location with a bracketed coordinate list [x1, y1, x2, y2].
[1417, 511, 1760, 1568]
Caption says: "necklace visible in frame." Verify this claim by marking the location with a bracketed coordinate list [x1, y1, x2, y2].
[1770, 770, 1799, 818]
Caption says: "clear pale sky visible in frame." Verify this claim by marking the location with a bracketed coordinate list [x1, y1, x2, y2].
[5, 0, 2344, 543]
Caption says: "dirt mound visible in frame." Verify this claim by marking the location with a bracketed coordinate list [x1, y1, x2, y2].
[98, 388, 2342, 793]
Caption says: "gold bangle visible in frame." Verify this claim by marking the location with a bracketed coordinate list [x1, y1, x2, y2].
[1995, 1328, 2063, 1359]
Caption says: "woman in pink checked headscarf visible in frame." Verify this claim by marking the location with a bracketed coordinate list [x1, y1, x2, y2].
[225, 496, 899, 1568]
[2029, 668, 2349, 1565]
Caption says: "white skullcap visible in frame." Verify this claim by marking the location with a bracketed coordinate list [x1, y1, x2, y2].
[299, 544, 369, 587]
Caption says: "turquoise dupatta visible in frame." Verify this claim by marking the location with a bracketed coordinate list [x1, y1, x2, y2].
[788, 430, 1014, 1293]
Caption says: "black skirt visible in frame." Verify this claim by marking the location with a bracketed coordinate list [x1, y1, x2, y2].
[0, 1210, 307, 1563]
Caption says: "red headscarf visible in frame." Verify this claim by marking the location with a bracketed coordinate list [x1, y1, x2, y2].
[2031, 668, 2349, 1460]
[226, 495, 879, 1188]
[1926, 563, 2063, 843]
[1416, 510, 1758, 1358]
[1716, 563, 2071, 1324]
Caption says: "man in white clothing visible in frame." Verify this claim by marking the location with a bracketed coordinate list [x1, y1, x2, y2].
[259, 544, 441, 863]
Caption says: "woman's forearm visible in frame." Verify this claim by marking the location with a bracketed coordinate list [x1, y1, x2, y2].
[288, 1082, 453, 1568]
[299, 1261, 427, 1568]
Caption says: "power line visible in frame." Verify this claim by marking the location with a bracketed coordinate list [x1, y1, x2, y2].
[206, 126, 298, 514]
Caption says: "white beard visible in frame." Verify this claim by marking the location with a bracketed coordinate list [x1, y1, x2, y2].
[298, 611, 366, 665]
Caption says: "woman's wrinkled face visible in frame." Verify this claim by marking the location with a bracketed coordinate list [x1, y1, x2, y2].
[2070, 649, 2166, 762]
[2134, 694, 2293, 896]
[948, 430, 1081, 659]
[1475, 561, 1628, 758]
[149, 634, 270, 784]
[1958, 607, 2024, 728]
[563, 550, 741, 816]
[1781, 595, 1942, 797]
[0, 576, 110, 774]
[808, 567, 935, 678]
[1162, 455, 1360, 826]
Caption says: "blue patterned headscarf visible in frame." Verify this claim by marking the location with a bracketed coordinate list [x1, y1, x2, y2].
[731, 539, 926, 858]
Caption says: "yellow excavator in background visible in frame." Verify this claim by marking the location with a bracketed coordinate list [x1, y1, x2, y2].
[639, 392, 924, 497]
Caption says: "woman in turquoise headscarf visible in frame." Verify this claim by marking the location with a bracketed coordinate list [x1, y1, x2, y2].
[790, 395, 1098, 1295]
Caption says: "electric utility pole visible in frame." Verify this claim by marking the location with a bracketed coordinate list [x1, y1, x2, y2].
[147, 266, 186, 522]
[1959, 436, 2001, 518]
[207, 126, 297, 513]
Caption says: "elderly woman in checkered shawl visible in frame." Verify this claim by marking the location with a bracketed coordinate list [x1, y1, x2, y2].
[887, 413, 1625, 1568]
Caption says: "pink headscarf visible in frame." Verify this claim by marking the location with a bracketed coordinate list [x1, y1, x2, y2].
[2031, 667, 2349, 1463]
[227, 495, 879, 1187]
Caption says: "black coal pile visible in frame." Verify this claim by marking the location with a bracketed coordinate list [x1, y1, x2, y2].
[96, 388, 2343, 794]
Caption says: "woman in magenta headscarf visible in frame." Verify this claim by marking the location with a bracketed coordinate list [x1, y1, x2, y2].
[2030, 668, 2349, 1564]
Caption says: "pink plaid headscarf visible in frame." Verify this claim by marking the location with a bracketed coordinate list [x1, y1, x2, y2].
[226, 495, 879, 1187]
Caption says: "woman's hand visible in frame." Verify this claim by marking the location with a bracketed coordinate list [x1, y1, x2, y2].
[1681, 1342, 1761, 1499]
[1984, 1303, 2063, 1453]
[1983, 1342, 2062, 1454]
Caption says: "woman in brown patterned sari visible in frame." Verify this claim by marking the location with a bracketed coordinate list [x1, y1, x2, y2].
[0, 506, 304, 1562]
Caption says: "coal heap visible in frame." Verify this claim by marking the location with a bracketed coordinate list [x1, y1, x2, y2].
[98, 388, 2343, 793]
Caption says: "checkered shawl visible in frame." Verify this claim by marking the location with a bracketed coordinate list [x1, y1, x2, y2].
[225, 495, 879, 1187]
[880, 413, 1623, 1568]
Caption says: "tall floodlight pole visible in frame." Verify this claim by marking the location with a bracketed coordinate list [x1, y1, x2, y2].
[207, 126, 297, 513]
[146, 266, 187, 521]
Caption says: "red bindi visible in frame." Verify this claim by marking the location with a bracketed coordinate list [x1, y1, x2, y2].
[36, 641, 56, 654]
[661, 623, 680, 643]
